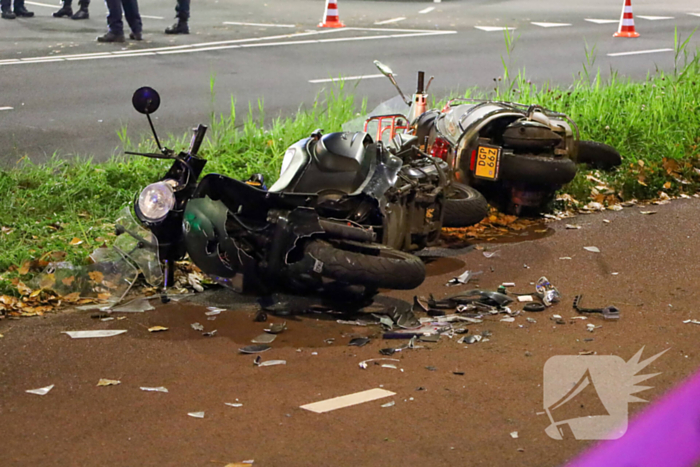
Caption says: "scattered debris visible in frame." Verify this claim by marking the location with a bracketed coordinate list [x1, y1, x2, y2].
[239, 345, 271, 354]
[524, 303, 545, 312]
[359, 358, 400, 369]
[97, 379, 121, 387]
[381, 364, 398, 369]
[587, 323, 597, 332]
[254, 311, 268, 322]
[640, 211, 657, 215]
[349, 337, 370, 347]
[254, 356, 286, 367]
[425, 366, 437, 371]
[203, 330, 217, 337]
[559, 257, 572, 260]
[63, 330, 127, 339]
[565, 224, 581, 230]
[483, 251, 500, 259]
[535, 277, 561, 306]
[111, 297, 154, 313]
[526, 317, 537, 323]
[573, 295, 621, 320]
[300, 388, 396, 413]
[510, 431, 519, 439]
[265, 322, 287, 334]
[460, 335, 482, 344]
[187, 411, 205, 419]
[500, 317, 515, 323]
[191, 322, 204, 331]
[517, 295, 534, 303]
[446, 269, 483, 287]
[205, 310, 221, 316]
[502, 282, 515, 287]
[683, 320, 700, 325]
[583, 246, 600, 253]
[252, 333, 277, 344]
[26, 384, 54, 395]
[381, 401, 395, 408]
[579, 350, 595, 355]
[148, 326, 168, 333]
[419, 334, 440, 343]
[225, 402, 243, 408]
[140, 386, 168, 393]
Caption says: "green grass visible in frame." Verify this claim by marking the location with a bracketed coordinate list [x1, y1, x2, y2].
[1, 50, 699, 293]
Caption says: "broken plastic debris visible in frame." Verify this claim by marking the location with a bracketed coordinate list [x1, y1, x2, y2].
[26, 384, 54, 395]
[251, 333, 276, 344]
[187, 273, 204, 293]
[381, 364, 398, 369]
[510, 431, 519, 439]
[483, 251, 500, 258]
[187, 411, 205, 419]
[559, 257, 572, 260]
[526, 317, 537, 323]
[349, 337, 370, 347]
[683, 320, 700, 325]
[640, 211, 657, 215]
[500, 317, 515, 323]
[207, 306, 225, 312]
[584, 246, 600, 253]
[460, 335, 482, 344]
[300, 388, 396, 413]
[524, 303, 545, 312]
[148, 326, 168, 333]
[446, 269, 483, 287]
[205, 310, 221, 316]
[203, 330, 217, 337]
[63, 330, 127, 339]
[517, 295, 534, 303]
[565, 224, 581, 230]
[239, 344, 271, 354]
[502, 282, 515, 287]
[111, 297, 154, 313]
[587, 323, 596, 332]
[254, 355, 286, 367]
[535, 276, 561, 307]
[264, 322, 287, 334]
[359, 358, 400, 369]
[381, 401, 395, 408]
[225, 402, 243, 408]
[140, 386, 168, 393]
[191, 322, 204, 331]
[97, 379, 121, 387]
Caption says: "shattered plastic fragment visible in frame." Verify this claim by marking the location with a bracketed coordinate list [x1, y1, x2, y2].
[191, 322, 204, 331]
[483, 251, 500, 259]
[252, 333, 276, 344]
[140, 386, 168, 393]
[111, 297, 154, 313]
[510, 431, 519, 439]
[97, 379, 121, 386]
[584, 246, 600, 253]
[517, 295, 534, 303]
[349, 337, 370, 347]
[205, 310, 221, 316]
[63, 330, 127, 339]
[254, 355, 286, 367]
[535, 276, 561, 306]
[559, 257, 572, 260]
[203, 330, 217, 337]
[381, 364, 398, 369]
[381, 401, 395, 408]
[500, 317, 515, 323]
[359, 358, 400, 369]
[565, 224, 581, 230]
[446, 269, 483, 287]
[640, 211, 657, 215]
[301, 388, 396, 413]
[264, 322, 287, 334]
[26, 384, 54, 395]
[683, 319, 700, 325]
[239, 344, 271, 354]
[188, 411, 205, 419]
[148, 326, 168, 333]
[225, 403, 243, 408]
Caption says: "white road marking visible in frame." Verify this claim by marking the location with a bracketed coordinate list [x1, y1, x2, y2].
[24, 1, 59, 8]
[607, 48, 673, 57]
[688, 13, 700, 18]
[0, 106, 13, 111]
[637, 16, 674, 20]
[223, 21, 296, 28]
[374, 17, 406, 25]
[418, 7, 435, 14]
[585, 19, 619, 24]
[474, 26, 515, 32]
[531, 22, 571, 28]
[309, 74, 385, 83]
[0, 27, 456, 65]
[141, 15, 164, 20]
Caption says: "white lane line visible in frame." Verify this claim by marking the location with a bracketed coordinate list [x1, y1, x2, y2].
[223, 21, 295, 28]
[531, 22, 571, 28]
[419, 7, 434, 14]
[687, 13, 700, 18]
[607, 48, 673, 57]
[475, 26, 515, 32]
[637, 15, 674, 20]
[374, 17, 406, 25]
[24, 1, 59, 8]
[0, 106, 13, 111]
[0, 28, 456, 65]
[309, 74, 385, 83]
[585, 18, 619, 24]
[141, 15, 164, 20]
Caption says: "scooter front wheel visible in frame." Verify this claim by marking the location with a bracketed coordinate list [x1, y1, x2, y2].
[292, 239, 426, 290]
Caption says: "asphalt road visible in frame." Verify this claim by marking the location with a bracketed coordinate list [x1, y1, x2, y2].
[0, 0, 698, 165]
[3, 198, 700, 466]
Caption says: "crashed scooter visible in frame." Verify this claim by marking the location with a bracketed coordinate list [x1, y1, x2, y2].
[123, 87, 451, 299]
[363, 60, 622, 215]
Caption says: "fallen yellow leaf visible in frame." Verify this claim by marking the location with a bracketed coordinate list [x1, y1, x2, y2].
[148, 326, 169, 333]
[16, 282, 32, 296]
[18, 261, 31, 275]
[663, 181, 672, 190]
[88, 271, 104, 284]
[69, 237, 83, 246]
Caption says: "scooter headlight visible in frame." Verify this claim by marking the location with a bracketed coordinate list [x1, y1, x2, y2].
[138, 182, 175, 223]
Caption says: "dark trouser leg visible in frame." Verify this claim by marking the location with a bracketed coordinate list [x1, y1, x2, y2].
[104, 0, 123, 34]
[1, 0, 10, 10]
[121, 0, 141, 34]
[13, 0, 24, 9]
[175, 0, 189, 20]
[62, 0, 73, 7]
[78, 0, 88, 7]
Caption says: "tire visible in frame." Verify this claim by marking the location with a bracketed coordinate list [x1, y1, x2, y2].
[443, 183, 489, 227]
[576, 140, 622, 170]
[297, 239, 425, 290]
[499, 152, 577, 185]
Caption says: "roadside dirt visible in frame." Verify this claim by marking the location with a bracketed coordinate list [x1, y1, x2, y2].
[2, 199, 699, 467]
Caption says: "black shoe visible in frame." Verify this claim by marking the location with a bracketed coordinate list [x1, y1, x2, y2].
[71, 7, 88, 19]
[164, 20, 188, 34]
[14, 6, 34, 17]
[1, 9, 16, 19]
[53, 5, 72, 17]
[97, 31, 125, 43]
[129, 31, 142, 40]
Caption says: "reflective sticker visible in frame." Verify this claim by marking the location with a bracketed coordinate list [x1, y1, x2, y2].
[313, 259, 324, 273]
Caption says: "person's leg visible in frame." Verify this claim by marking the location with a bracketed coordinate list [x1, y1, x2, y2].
[13, 0, 34, 17]
[53, 0, 73, 18]
[71, 0, 89, 20]
[98, 0, 125, 41]
[1, 0, 16, 18]
[122, 0, 142, 34]
[165, 0, 189, 34]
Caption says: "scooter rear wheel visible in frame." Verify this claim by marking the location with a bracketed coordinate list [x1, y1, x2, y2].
[443, 183, 489, 227]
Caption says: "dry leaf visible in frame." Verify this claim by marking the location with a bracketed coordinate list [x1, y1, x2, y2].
[637, 176, 647, 187]
[148, 326, 169, 333]
[63, 292, 81, 302]
[38, 274, 56, 290]
[16, 282, 32, 296]
[88, 271, 104, 284]
[640, 211, 657, 215]
[69, 237, 83, 246]
[18, 261, 31, 275]
[62, 276, 75, 287]
[97, 293, 111, 300]
[663, 181, 672, 190]
[97, 379, 121, 387]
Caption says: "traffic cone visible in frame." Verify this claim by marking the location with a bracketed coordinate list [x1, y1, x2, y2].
[319, 0, 345, 28]
[613, 0, 640, 38]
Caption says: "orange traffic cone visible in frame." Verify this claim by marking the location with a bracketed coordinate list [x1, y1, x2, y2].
[319, 0, 345, 28]
[613, 0, 640, 38]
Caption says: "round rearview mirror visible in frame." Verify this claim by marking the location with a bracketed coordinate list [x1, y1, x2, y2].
[132, 87, 161, 115]
[374, 60, 394, 77]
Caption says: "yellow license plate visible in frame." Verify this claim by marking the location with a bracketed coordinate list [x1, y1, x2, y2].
[474, 145, 501, 180]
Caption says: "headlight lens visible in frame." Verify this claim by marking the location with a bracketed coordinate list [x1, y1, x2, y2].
[138, 182, 175, 223]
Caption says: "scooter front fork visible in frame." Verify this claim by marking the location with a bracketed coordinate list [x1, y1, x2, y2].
[161, 258, 173, 303]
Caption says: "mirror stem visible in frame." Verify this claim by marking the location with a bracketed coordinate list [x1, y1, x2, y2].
[146, 113, 164, 151]
[388, 76, 410, 106]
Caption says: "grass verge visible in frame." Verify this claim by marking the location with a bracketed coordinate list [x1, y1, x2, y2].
[0, 51, 699, 295]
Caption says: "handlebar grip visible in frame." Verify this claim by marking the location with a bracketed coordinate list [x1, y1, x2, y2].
[417, 71, 425, 94]
[189, 124, 208, 156]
